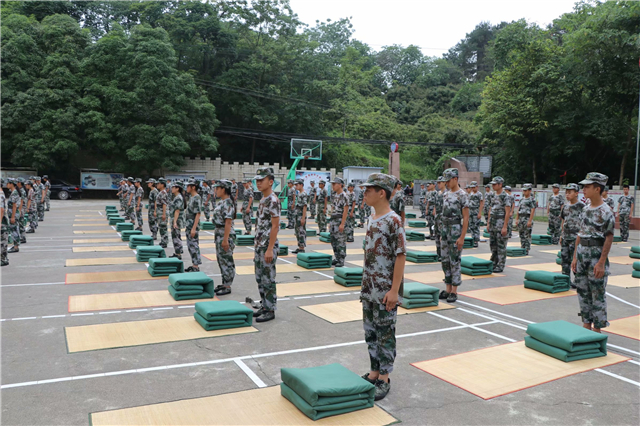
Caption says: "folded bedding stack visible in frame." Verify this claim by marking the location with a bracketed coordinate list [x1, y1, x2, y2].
[109, 217, 126, 225]
[524, 320, 607, 362]
[279, 245, 289, 256]
[307, 229, 317, 237]
[280, 363, 375, 421]
[121, 230, 142, 241]
[406, 231, 425, 241]
[135, 246, 166, 262]
[506, 247, 527, 257]
[168, 272, 214, 301]
[319, 232, 331, 243]
[406, 213, 417, 219]
[106, 213, 120, 220]
[116, 222, 134, 232]
[128, 235, 154, 249]
[201, 221, 215, 230]
[400, 282, 439, 309]
[280, 222, 287, 229]
[460, 256, 493, 276]
[234, 229, 243, 235]
[463, 236, 474, 249]
[531, 234, 552, 245]
[555, 251, 562, 265]
[147, 257, 184, 276]
[406, 250, 438, 263]
[633, 262, 640, 279]
[631, 247, 640, 259]
[408, 220, 427, 228]
[236, 235, 254, 246]
[236, 213, 243, 219]
[105, 206, 117, 213]
[194, 300, 253, 331]
[297, 252, 332, 269]
[523, 270, 570, 293]
[546, 227, 552, 235]
[483, 229, 491, 238]
[333, 267, 363, 287]
[479, 221, 486, 226]
[613, 235, 622, 242]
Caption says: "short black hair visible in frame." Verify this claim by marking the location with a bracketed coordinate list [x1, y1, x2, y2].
[594, 183, 605, 195]
[623, 184, 630, 189]
[371, 186, 391, 201]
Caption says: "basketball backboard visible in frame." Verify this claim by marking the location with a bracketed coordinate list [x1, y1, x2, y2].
[291, 139, 322, 160]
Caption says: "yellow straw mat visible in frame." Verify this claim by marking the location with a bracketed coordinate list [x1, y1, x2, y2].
[236, 263, 330, 275]
[72, 246, 131, 253]
[459, 285, 576, 305]
[605, 315, 640, 341]
[90, 386, 397, 426]
[277, 280, 355, 297]
[74, 230, 115, 234]
[73, 238, 123, 244]
[508, 263, 562, 272]
[313, 249, 364, 255]
[65, 316, 258, 352]
[66, 257, 138, 267]
[404, 271, 504, 285]
[66, 270, 164, 284]
[68, 290, 215, 312]
[609, 256, 635, 265]
[607, 274, 640, 288]
[411, 341, 629, 400]
[73, 224, 113, 227]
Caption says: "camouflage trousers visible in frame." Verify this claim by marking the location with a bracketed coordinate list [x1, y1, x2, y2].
[362, 300, 397, 375]
[148, 210, 158, 238]
[548, 210, 562, 244]
[27, 210, 37, 232]
[119, 197, 125, 210]
[575, 244, 609, 329]
[255, 245, 278, 312]
[489, 219, 507, 270]
[1, 223, 7, 260]
[426, 213, 435, 238]
[484, 209, 490, 225]
[419, 200, 426, 217]
[215, 229, 236, 287]
[242, 208, 252, 233]
[517, 217, 532, 253]
[135, 207, 143, 229]
[287, 207, 295, 228]
[507, 216, 514, 238]
[19, 212, 26, 237]
[434, 216, 442, 259]
[359, 205, 371, 226]
[126, 203, 135, 222]
[171, 224, 182, 255]
[158, 217, 168, 248]
[186, 219, 202, 267]
[9, 221, 20, 247]
[203, 203, 211, 221]
[441, 224, 463, 286]
[317, 208, 327, 232]
[294, 211, 306, 248]
[469, 211, 480, 244]
[330, 219, 347, 265]
[619, 214, 630, 241]
[37, 203, 44, 221]
[560, 238, 576, 279]
[309, 201, 317, 217]
[45, 192, 50, 210]
[346, 214, 356, 240]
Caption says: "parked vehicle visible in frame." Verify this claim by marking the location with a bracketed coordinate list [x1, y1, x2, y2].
[49, 179, 82, 200]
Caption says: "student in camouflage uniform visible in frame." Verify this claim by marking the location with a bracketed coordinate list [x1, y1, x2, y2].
[133, 178, 144, 231]
[358, 186, 370, 228]
[230, 179, 238, 203]
[390, 181, 405, 225]
[439, 169, 470, 303]
[156, 179, 169, 248]
[425, 182, 436, 239]
[125, 177, 135, 222]
[25, 180, 37, 234]
[184, 180, 203, 273]
[617, 184, 635, 242]
[6, 180, 21, 253]
[211, 180, 236, 291]
[169, 182, 185, 259]
[358, 173, 407, 401]
[418, 184, 427, 218]
[252, 168, 281, 323]
[316, 180, 328, 233]
[292, 179, 308, 253]
[346, 182, 357, 242]
[602, 187, 615, 211]
[516, 184, 536, 254]
[201, 180, 212, 221]
[483, 184, 493, 224]
[308, 180, 317, 218]
[330, 177, 349, 267]
[42, 175, 51, 211]
[241, 180, 254, 234]
[35, 176, 45, 221]
[559, 183, 585, 287]
[16, 179, 27, 239]
[286, 180, 295, 229]
[504, 186, 515, 238]
[146, 179, 158, 239]
[488, 176, 511, 272]
[433, 176, 445, 261]
[468, 181, 483, 247]
[547, 183, 565, 244]
[572, 172, 614, 332]
[1, 180, 8, 266]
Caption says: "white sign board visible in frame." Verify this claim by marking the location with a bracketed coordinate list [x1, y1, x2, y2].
[80, 172, 123, 190]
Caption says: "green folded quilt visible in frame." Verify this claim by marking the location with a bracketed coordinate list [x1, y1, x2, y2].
[483, 231, 491, 238]
[401, 300, 438, 309]
[408, 221, 427, 228]
[524, 336, 605, 362]
[307, 229, 317, 237]
[201, 222, 215, 230]
[633, 262, 640, 272]
[507, 248, 527, 257]
[613, 236, 622, 242]
[281, 383, 373, 421]
[168, 272, 214, 296]
[116, 222, 134, 232]
[121, 230, 142, 241]
[406, 256, 437, 264]
[461, 267, 492, 276]
[105, 205, 117, 210]
[136, 246, 165, 254]
[406, 213, 417, 218]
[319, 232, 330, 238]
[279, 245, 289, 256]
[460, 256, 493, 269]
[334, 276, 362, 287]
[523, 280, 570, 293]
[406, 250, 438, 260]
[524, 271, 570, 286]
[630, 253, 640, 259]
[526, 320, 607, 354]
[403, 282, 439, 297]
[194, 312, 251, 330]
[632, 270, 640, 279]
[129, 236, 154, 248]
[167, 286, 214, 301]
[297, 253, 332, 262]
[319, 237, 331, 243]
[109, 218, 126, 225]
[631, 246, 640, 254]
[297, 260, 331, 269]
[195, 300, 253, 320]
[334, 267, 363, 279]
[280, 222, 287, 229]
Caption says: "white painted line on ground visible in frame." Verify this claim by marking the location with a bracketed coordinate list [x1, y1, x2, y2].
[429, 311, 518, 342]
[293, 296, 312, 300]
[70, 313, 94, 317]
[99, 211, 103, 216]
[234, 359, 267, 388]
[313, 271, 333, 279]
[177, 305, 195, 309]
[98, 311, 122, 315]
[152, 307, 173, 311]
[457, 308, 528, 330]
[456, 300, 534, 323]
[595, 369, 640, 387]
[12, 317, 37, 321]
[628, 360, 640, 366]
[608, 344, 640, 356]
[607, 292, 640, 310]
[41, 315, 66, 319]
[1, 282, 66, 288]
[125, 309, 148, 313]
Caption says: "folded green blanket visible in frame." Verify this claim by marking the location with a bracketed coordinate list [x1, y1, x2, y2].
[168, 272, 214, 296]
[406, 250, 438, 259]
[532, 234, 552, 240]
[129, 235, 154, 248]
[460, 256, 493, 269]
[461, 267, 492, 276]
[319, 237, 331, 243]
[524, 271, 570, 286]
[403, 282, 439, 297]
[631, 253, 640, 259]
[116, 223, 134, 232]
[137, 254, 165, 262]
[297, 260, 331, 269]
[401, 300, 438, 309]
[281, 383, 373, 421]
[632, 270, 640, 279]
[234, 229, 243, 235]
[507, 248, 527, 257]
[109, 218, 126, 225]
[280, 222, 287, 229]
[319, 232, 330, 238]
[524, 280, 570, 294]
[297, 252, 332, 262]
[194, 312, 251, 330]
[236, 236, 254, 246]
[526, 320, 607, 354]
[137, 246, 165, 254]
[631, 246, 640, 254]
[525, 336, 605, 362]
[334, 267, 363, 279]
[334, 276, 362, 287]
[201, 222, 215, 230]
[121, 230, 142, 241]
[406, 213, 417, 218]
[555, 257, 562, 265]
[307, 230, 317, 237]
[613, 236, 622, 242]
[408, 221, 427, 227]
[167, 286, 213, 301]
[195, 300, 253, 320]
[279, 245, 289, 256]
[483, 231, 491, 238]
[634, 262, 640, 271]
[406, 256, 438, 264]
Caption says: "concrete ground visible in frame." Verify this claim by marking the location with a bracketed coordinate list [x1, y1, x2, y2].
[1, 199, 639, 425]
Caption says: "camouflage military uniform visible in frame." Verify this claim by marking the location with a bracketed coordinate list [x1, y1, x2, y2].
[157, 188, 169, 248]
[434, 187, 445, 259]
[308, 185, 317, 217]
[489, 191, 509, 271]
[468, 190, 483, 245]
[19, 185, 27, 236]
[575, 203, 614, 329]
[484, 190, 493, 223]
[294, 190, 308, 248]
[441, 188, 469, 286]
[148, 186, 158, 239]
[426, 190, 435, 238]
[617, 194, 634, 241]
[118, 183, 125, 210]
[242, 187, 253, 233]
[506, 193, 515, 238]
[26, 186, 37, 232]
[126, 184, 135, 222]
[390, 191, 404, 219]
[560, 200, 585, 279]
[135, 185, 144, 230]
[7, 189, 20, 247]
[330, 191, 349, 266]
[44, 179, 51, 211]
[603, 196, 615, 211]
[186, 193, 203, 268]
[357, 189, 370, 227]
[346, 190, 357, 241]
[548, 193, 565, 244]
[287, 186, 295, 228]
[361, 189, 406, 375]
[419, 187, 427, 218]
[316, 187, 328, 232]
[230, 182, 238, 202]
[255, 191, 280, 312]
[213, 197, 236, 287]
[202, 185, 212, 220]
[170, 193, 184, 255]
[1, 190, 8, 264]
[36, 182, 45, 221]
[517, 196, 537, 253]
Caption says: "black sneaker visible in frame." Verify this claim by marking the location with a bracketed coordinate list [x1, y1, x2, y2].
[20, 238, 26, 244]
[256, 311, 275, 322]
[170, 253, 182, 259]
[215, 287, 231, 296]
[160, 244, 167, 248]
[361, 373, 376, 384]
[185, 266, 195, 272]
[1, 258, 8, 266]
[291, 249, 305, 254]
[446, 293, 458, 303]
[439, 290, 449, 300]
[374, 379, 390, 401]
[570, 283, 577, 289]
[334, 263, 344, 268]
[244, 232, 251, 235]
[347, 238, 354, 242]
[8, 247, 19, 253]
[331, 259, 338, 266]
[252, 308, 264, 318]
[152, 235, 157, 240]
[26, 229, 35, 234]
[492, 268, 503, 273]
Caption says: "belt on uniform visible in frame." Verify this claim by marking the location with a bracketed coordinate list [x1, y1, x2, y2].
[579, 238, 604, 247]
[442, 218, 461, 225]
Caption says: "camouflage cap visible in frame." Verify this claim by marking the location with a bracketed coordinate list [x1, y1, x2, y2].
[146, 178, 156, 184]
[25, 180, 34, 186]
[253, 167, 274, 181]
[42, 175, 48, 179]
[17, 177, 25, 184]
[127, 176, 134, 182]
[437, 176, 445, 183]
[35, 176, 41, 181]
[489, 176, 504, 185]
[504, 186, 512, 191]
[485, 183, 491, 188]
[552, 183, 560, 188]
[522, 183, 533, 190]
[157, 178, 167, 185]
[172, 181, 184, 190]
[186, 179, 198, 187]
[7, 178, 16, 185]
[294, 179, 304, 185]
[287, 180, 294, 184]
[359, 173, 396, 193]
[443, 168, 459, 181]
[319, 180, 326, 185]
[310, 180, 315, 184]
[348, 182, 355, 188]
[603, 186, 609, 192]
[213, 179, 232, 189]
[469, 181, 478, 188]
[243, 179, 252, 184]
[579, 172, 608, 186]
[565, 183, 580, 191]
[134, 178, 142, 183]
[330, 177, 345, 185]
